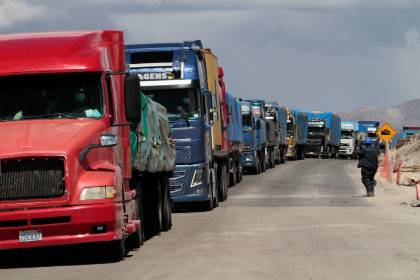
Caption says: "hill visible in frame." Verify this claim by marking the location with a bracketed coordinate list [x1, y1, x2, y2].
[339, 99, 420, 129]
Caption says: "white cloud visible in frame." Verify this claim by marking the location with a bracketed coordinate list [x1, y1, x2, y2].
[0, 0, 419, 111]
[88, 0, 420, 11]
[390, 28, 420, 104]
[0, 0, 46, 30]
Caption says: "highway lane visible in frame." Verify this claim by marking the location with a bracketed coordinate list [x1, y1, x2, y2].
[2, 159, 420, 280]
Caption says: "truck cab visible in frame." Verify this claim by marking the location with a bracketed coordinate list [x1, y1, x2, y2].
[226, 92, 244, 186]
[306, 119, 328, 156]
[306, 112, 341, 158]
[240, 101, 258, 173]
[339, 121, 357, 158]
[286, 109, 308, 160]
[240, 100, 267, 174]
[265, 102, 288, 165]
[0, 31, 154, 260]
[358, 121, 380, 154]
[125, 41, 220, 210]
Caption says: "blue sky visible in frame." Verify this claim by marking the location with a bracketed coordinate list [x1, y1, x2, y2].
[1, 0, 420, 112]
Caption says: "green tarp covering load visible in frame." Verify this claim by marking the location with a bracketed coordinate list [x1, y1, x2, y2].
[131, 93, 175, 173]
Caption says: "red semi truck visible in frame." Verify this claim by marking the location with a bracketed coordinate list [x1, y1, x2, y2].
[0, 30, 173, 261]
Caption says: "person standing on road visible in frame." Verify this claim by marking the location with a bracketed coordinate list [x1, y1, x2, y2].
[357, 139, 379, 197]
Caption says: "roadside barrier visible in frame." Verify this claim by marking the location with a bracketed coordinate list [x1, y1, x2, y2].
[410, 183, 420, 207]
[380, 143, 392, 183]
[396, 160, 403, 186]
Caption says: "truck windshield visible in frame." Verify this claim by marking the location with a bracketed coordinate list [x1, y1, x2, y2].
[0, 73, 103, 121]
[242, 112, 253, 130]
[341, 130, 353, 139]
[308, 127, 324, 135]
[367, 132, 377, 137]
[143, 88, 201, 119]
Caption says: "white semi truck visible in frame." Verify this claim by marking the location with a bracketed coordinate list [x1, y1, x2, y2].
[339, 121, 358, 159]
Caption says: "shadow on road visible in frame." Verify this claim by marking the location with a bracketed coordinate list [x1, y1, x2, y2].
[0, 241, 140, 269]
[1, 245, 118, 268]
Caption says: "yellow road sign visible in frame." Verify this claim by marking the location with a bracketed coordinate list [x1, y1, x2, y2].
[376, 122, 398, 143]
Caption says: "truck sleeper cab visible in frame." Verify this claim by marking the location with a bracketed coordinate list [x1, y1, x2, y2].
[226, 92, 244, 186]
[339, 121, 358, 159]
[125, 41, 220, 210]
[0, 31, 162, 261]
[286, 109, 308, 160]
[240, 100, 266, 174]
[306, 112, 341, 158]
[265, 102, 288, 166]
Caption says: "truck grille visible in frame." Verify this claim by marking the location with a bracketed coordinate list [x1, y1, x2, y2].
[0, 158, 65, 201]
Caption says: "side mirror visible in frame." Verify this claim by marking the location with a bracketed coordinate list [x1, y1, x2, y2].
[79, 134, 118, 162]
[209, 108, 217, 123]
[124, 75, 141, 123]
[203, 89, 218, 123]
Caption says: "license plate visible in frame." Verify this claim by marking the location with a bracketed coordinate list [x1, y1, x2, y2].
[19, 230, 42, 243]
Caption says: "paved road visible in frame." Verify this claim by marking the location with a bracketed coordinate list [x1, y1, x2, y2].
[2, 159, 420, 280]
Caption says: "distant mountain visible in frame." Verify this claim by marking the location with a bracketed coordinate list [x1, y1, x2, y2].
[339, 99, 420, 129]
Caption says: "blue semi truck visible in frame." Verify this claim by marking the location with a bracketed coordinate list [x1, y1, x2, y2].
[125, 41, 222, 210]
[251, 99, 268, 172]
[226, 91, 244, 186]
[305, 112, 341, 158]
[358, 121, 380, 152]
[240, 100, 267, 174]
[286, 109, 308, 160]
[265, 102, 288, 166]
[403, 126, 420, 138]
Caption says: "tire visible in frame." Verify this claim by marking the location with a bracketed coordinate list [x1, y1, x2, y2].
[143, 177, 162, 237]
[298, 147, 305, 160]
[161, 177, 172, 232]
[203, 171, 214, 211]
[106, 239, 126, 262]
[128, 181, 144, 249]
[230, 161, 237, 187]
[269, 151, 275, 168]
[213, 171, 219, 208]
[255, 156, 261, 174]
[261, 152, 266, 172]
[218, 163, 228, 202]
[236, 162, 242, 183]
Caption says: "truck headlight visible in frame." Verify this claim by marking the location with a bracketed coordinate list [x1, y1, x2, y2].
[191, 169, 204, 187]
[79, 186, 116, 200]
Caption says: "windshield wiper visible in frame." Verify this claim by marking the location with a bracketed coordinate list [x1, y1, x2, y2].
[22, 113, 76, 120]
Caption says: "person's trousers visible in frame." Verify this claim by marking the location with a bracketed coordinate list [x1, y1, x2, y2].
[361, 168, 377, 193]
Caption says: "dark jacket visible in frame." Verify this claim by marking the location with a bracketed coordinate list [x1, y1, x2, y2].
[357, 144, 378, 169]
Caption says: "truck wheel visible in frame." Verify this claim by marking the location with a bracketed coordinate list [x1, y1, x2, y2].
[128, 182, 144, 249]
[269, 152, 275, 168]
[213, 171, 219, 208]
[106, 239, 126, 262]
[297, 147, 304, 160]
[280, 149, 286, 163]
[254, 156, 261, 174]
[218, 163, 228, 202]
[230, 162, 237, 187]
[161, 177, 172, 232]
[203, 171, 214, 211]
[236, 162, 242, 183]
[261, 153, 266, 172]
[144, 177, 162, 237]
[275, 149, 281, 164]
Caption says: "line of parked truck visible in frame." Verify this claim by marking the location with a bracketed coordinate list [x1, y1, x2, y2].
[0, 30, 383, 261]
